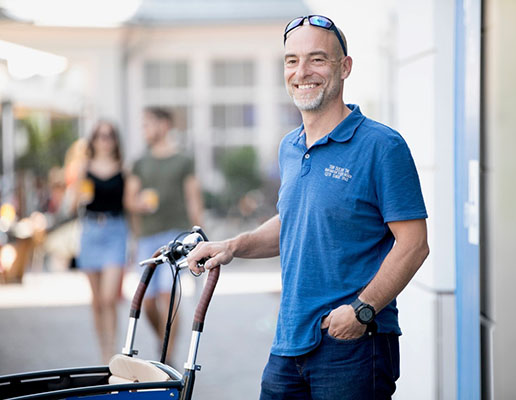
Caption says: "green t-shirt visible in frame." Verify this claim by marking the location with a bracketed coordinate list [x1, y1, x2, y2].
[132, 152, 194, 237]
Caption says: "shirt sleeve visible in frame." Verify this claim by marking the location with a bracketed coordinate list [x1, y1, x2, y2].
[375, 140, 428, 223]
[182, 155, 195, 178]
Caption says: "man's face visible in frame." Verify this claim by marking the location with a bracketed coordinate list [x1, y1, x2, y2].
[284, 25, 344, 112]
[143, 112, 166, 146]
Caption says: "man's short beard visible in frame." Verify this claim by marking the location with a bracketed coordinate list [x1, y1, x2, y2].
[292, 89, 325, 111]
[289, 77, 341, 112]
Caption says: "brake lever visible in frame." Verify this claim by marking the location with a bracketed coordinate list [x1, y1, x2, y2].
[175, 258, 207, 277]
[139, 253, 167, 267]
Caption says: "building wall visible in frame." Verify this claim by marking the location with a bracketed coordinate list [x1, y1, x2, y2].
[483, 0, 516, 398]
[0, 21, 302, 190]
[0, 22, 125, 132]
[124, 23, 298, 189]
[394, 0, 456, 398]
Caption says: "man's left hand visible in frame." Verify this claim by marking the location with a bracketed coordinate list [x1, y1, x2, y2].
[321, 304, 367, 340]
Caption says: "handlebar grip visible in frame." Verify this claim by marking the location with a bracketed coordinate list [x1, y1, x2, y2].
[129, 248, 162, 318]
[192, 266, 220, 332]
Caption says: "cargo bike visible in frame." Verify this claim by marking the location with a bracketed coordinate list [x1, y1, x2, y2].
[0, 226, 217, 400]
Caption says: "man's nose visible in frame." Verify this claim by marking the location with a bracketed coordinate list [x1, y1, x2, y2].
[295, 59, 312, 79]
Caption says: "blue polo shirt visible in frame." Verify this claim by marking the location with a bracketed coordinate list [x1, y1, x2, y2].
[272, 104, 427, 357]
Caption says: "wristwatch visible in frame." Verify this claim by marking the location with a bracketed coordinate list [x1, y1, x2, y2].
[350, 298, 376, 325]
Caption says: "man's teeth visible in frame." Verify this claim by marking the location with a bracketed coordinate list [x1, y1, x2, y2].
[297, 84, 318, 89]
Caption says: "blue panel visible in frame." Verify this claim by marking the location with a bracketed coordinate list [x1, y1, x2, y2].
[67, 388, 180, 400]
[454, 0, 481, 399]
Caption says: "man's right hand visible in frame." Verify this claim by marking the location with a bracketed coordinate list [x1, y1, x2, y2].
[186, 240, 235, 275]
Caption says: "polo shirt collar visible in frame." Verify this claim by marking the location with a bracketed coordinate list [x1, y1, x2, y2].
[289, 125, 306, 146]
[328, 104, 365, 143]
[289, 104, 365, 147]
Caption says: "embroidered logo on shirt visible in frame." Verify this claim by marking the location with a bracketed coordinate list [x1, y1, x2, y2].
[324, 164, 352, 181]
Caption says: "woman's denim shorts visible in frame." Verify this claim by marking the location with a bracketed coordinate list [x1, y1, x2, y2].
[77, 213, 128, 271]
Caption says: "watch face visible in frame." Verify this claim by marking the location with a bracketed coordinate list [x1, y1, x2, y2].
[359, 307, 374, 323]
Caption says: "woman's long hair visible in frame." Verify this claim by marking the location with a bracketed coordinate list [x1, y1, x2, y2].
[87, 120, 122, 164]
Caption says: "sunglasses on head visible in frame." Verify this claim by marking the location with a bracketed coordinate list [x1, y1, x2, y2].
[284, 15, 347, 57]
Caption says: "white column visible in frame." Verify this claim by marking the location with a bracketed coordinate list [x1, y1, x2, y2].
[191, 53, 215, 190]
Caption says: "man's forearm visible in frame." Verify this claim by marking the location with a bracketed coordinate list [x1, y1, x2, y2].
[228, 214, 281, 259]
[359, 219, 429, 312]
[187, 214, 280, 273]
[123, 175, 146, 214]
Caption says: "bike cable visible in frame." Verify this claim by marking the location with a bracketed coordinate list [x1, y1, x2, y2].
[160, 261, 182, 364]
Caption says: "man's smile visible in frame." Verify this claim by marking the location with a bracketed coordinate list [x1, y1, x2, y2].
[294, 82, 322, 90]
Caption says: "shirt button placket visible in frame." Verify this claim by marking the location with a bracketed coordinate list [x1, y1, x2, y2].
[301, 152, 312, 176]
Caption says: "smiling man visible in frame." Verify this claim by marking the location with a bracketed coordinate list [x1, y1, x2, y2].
[188, 15, 429, 399]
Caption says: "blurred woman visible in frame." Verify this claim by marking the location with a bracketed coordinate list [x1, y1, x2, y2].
[74, 121, 128, 364]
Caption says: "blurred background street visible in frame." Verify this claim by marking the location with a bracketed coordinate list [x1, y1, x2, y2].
[0, 247, 281, 400]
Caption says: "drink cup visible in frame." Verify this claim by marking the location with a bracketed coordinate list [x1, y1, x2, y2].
[141, 188, 159, 213]
[79, 178, 94, 204]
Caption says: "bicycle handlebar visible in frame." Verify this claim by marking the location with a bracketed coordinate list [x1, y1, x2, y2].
[130, 226, 219, 328]
[192, 266, 220, 332]
[129, 247, 163, 318]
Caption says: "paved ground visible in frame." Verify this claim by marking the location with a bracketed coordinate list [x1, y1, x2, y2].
[0, 257, 282, 400]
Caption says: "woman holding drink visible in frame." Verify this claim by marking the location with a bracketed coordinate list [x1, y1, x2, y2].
[73, 121, 129, 364]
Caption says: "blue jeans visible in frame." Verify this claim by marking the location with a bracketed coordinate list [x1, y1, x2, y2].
[260, 330, 400, 400]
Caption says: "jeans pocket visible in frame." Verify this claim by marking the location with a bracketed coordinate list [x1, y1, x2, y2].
[322, 328, 368, 344]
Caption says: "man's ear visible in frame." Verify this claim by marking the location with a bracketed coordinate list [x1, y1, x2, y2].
[341, 56, 352, 80]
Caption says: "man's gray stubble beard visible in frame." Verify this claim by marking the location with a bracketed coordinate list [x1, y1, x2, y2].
[292, 89, 325, 111]
[289, 73, 341, 113]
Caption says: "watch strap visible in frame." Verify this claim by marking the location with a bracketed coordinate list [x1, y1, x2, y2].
[350, 298, 376, 324]
[350, 298, 363, 311]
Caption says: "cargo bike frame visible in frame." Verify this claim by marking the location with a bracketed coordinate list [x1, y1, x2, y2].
[0, 226, 217, 400]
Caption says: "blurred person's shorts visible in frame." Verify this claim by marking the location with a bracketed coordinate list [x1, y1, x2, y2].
[136, 229, 183, 298]
[77, 213, 128, 270]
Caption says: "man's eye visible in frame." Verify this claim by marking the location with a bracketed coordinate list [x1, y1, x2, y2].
[285, 59, 297, 65]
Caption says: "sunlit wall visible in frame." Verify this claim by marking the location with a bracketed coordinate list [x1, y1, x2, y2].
[484, 0, 516, 398]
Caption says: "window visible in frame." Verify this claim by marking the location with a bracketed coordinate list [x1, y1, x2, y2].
[212, 104, 255, 129]
[168, 105, 189, 133]
[279, 103, 302, 128]
[144, 61, 188, 88]
[212, 61, 255, 87]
